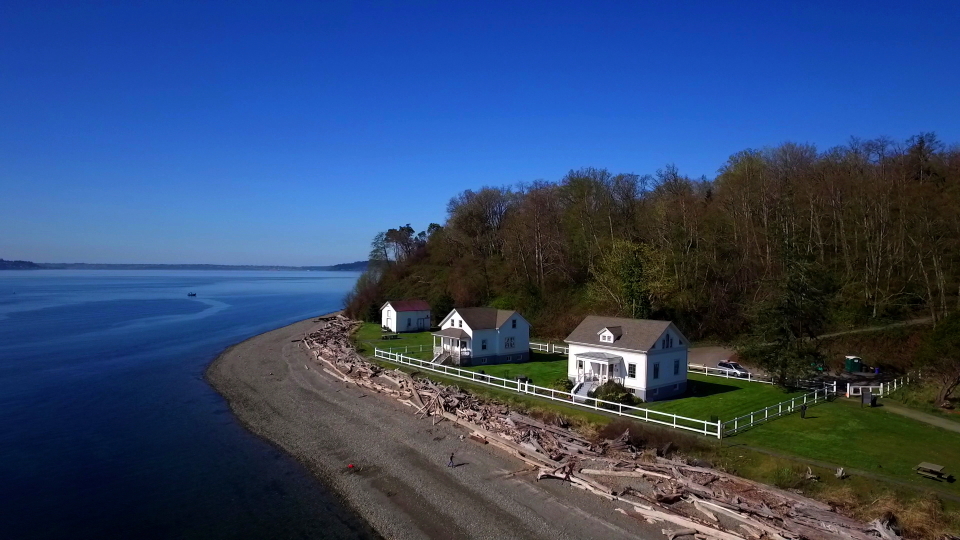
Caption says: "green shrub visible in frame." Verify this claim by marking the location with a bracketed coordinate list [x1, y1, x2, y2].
[588, 380, 642, 406]
[551, 377, 574, 392]
[771, 466, 806, 489]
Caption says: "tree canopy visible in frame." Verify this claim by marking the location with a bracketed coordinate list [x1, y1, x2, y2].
[346, 135, 960, 353]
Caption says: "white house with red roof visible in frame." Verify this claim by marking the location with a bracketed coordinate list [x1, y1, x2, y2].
[380, 300, 431, 333]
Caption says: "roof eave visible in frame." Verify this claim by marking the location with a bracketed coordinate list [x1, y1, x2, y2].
[563, 340, 648, 354]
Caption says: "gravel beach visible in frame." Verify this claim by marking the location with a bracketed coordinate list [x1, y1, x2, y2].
[207, 316, 664, 540]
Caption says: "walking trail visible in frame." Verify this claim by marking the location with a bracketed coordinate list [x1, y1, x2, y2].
[880, 401, 960, 435]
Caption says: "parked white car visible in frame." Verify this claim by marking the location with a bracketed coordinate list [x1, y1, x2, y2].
[717, 361, 750, 378]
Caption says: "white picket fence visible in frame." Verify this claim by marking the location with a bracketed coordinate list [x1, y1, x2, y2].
[846, 373, 912, 398]
[379, 344, 433, 356]
[372, 346, 849, 438]
[530, 341, 569, 355]
[374, 348, 722, 438]
[722, 383, 837, 435]
[687, 363, 775, 384]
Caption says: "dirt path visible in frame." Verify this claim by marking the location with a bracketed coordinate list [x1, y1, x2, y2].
[207, 317, 664, 540]
[880, 401, 960, 435]
[819, 317, 933, 339]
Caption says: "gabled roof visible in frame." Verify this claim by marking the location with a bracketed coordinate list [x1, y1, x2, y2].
[454, 307, 520, 330]
[565, 316, 676, 352]
[381, 299, 431, 312]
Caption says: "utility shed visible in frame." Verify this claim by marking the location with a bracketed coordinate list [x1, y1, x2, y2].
[380, 300, 431, 333]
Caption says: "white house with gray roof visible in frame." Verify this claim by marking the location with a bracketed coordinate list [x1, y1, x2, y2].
[565, 315, 689, 402]
[432, 307, 530, 366]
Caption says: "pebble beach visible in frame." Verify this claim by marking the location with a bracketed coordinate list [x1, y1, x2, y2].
[206, 315, 662, 540]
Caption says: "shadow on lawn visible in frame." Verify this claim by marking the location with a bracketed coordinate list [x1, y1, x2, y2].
[686, 379, 740, 398]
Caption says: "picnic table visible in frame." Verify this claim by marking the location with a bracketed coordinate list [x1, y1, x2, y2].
[380, 333, 400, 340]
[914, 462, 948, 481]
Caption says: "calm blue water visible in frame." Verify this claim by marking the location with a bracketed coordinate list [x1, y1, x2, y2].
[0, 270, 379, 540]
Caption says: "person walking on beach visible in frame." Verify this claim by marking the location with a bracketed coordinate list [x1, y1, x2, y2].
[447, 452, 455, 467]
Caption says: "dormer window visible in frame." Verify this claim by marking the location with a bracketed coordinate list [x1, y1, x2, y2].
[597, 326, 621, 344]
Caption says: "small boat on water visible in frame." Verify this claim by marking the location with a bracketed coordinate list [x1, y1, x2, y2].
[187, 292, 197, 297]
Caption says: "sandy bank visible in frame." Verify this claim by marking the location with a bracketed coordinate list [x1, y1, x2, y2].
[206, 316, 664, 540]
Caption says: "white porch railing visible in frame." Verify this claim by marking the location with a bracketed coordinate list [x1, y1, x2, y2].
[374, 348, 722, 438]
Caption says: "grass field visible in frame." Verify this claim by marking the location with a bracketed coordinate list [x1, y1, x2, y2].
[732, 397, 960, 495]
[648, 374, 805, 421]
[465, 355, 804, 422]
[462, 353, 569, 384]
[354, 323, 435, 359]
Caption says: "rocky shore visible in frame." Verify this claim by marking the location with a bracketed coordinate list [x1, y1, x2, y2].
[206, 315, 660, 540]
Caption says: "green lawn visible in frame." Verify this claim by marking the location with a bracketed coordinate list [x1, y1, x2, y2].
[648, 374, 805, 422]
[462, 352, 569, 385]
[354, 322, 435, 359]
[466, 355, 805, 423]
[732, 397, 960, 495]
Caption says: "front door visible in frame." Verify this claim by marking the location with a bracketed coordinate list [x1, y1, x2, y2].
[417, 318, 425, 330]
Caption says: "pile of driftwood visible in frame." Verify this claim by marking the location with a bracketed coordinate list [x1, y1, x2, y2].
[303, 316, 903, 540]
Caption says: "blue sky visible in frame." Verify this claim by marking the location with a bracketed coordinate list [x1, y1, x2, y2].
[2, 1, 958, 265]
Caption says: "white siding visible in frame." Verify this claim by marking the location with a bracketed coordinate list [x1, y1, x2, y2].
[395, 310, 430, 332]
[439, 309, 475, 336]
[383, 306, 431, 333]
[471, 329, 498, 358]
[497, 315, 530, 356]
[381, 307, 395, 332]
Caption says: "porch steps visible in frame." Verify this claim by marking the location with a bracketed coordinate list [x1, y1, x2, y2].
[573, 380, 599, 403]
[431, 353, 453, 366]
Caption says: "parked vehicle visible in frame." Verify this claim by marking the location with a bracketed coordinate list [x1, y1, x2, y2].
[717, 361, 749, 378]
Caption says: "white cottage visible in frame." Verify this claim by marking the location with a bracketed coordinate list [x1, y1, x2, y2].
[380, 300, 431, 333]
[565, 316, 688, 402]
[432, 307, 530, 366]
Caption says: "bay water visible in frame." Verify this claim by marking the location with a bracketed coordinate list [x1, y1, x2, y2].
[0, 270, 379, 539]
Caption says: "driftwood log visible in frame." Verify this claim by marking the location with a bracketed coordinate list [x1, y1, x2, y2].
[303, 316, 904, 540]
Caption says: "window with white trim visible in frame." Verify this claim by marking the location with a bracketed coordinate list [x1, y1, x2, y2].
[627, 363, 637, 378]
[505, 337, 515, 349]
[601, 333, 612, 343]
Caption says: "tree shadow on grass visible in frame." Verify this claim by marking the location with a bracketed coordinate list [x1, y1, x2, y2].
[685, 380, 740, 398]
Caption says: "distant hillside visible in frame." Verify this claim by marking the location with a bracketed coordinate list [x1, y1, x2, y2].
[308, 260, 368, 271]
[0, 259, 41, 270]
[33, 261, 368, 271]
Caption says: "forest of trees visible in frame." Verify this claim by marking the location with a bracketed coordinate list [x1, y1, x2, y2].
[346, 134, 960, 360]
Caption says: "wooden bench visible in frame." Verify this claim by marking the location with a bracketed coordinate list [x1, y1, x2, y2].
[915, 462, 947, 481]
[380, 334, 400, 340]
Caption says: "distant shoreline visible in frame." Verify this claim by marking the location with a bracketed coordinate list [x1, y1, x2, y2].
[1, 261, 368, 272]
